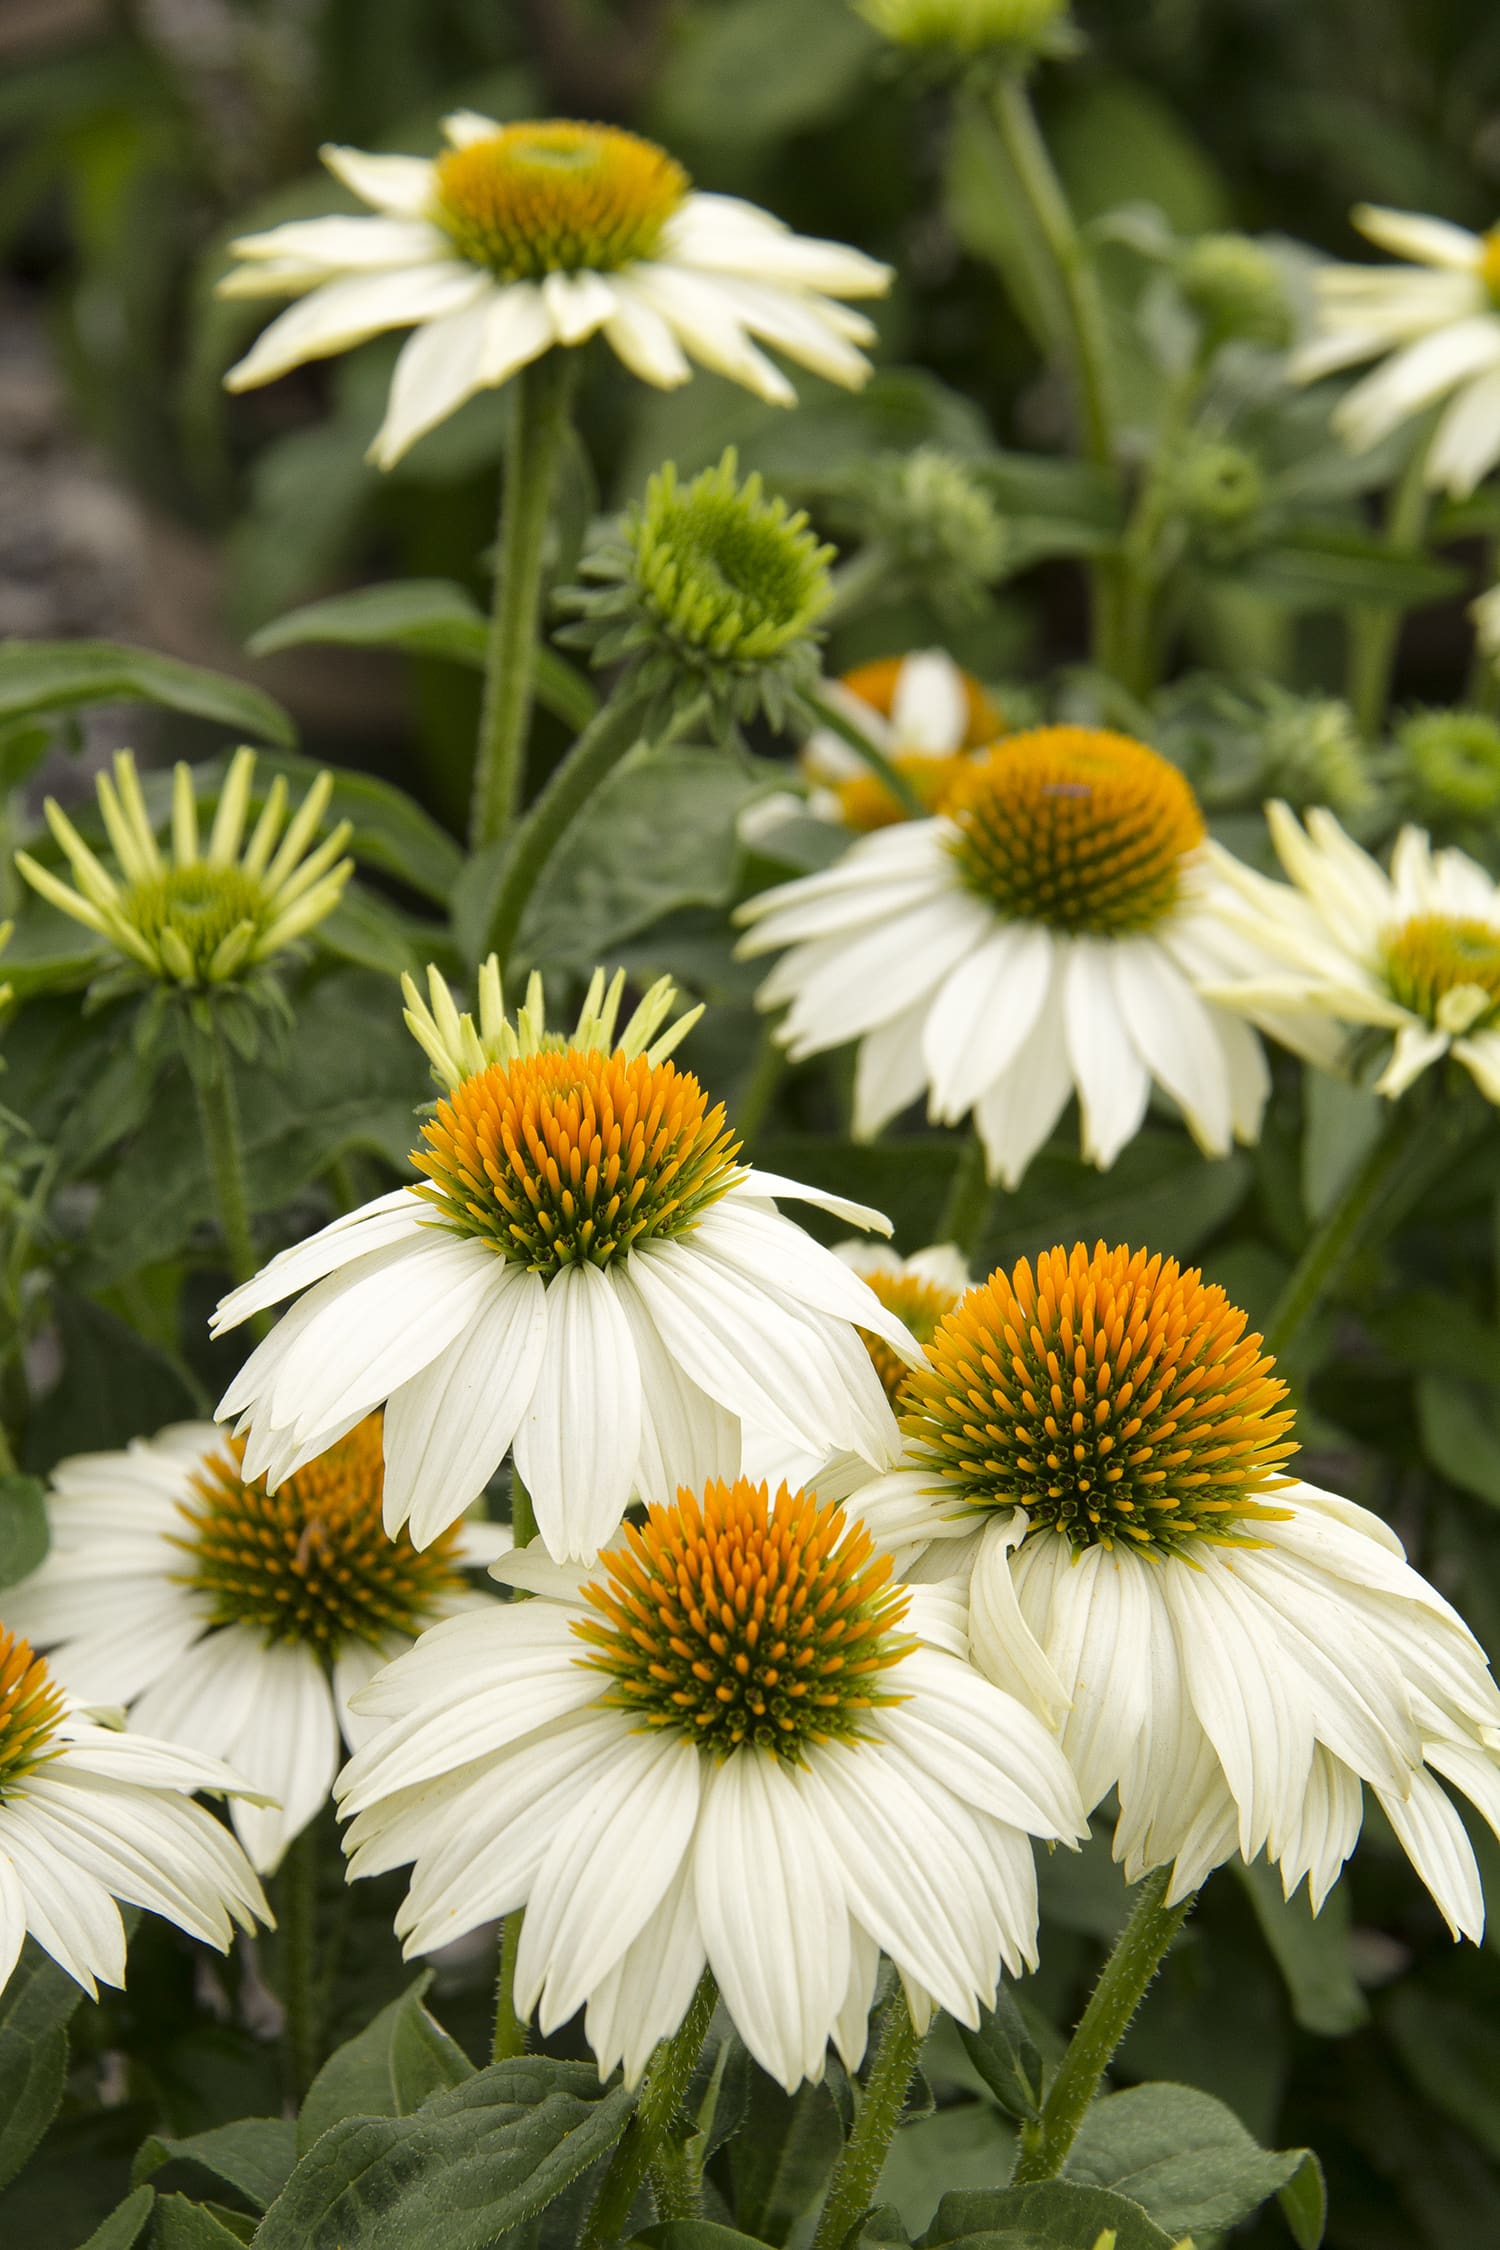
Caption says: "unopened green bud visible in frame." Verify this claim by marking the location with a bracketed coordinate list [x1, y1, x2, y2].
[1177, 233, 1291, 351]
[825, 447, 1009, 617]
[1261, 695, 1373, 818]
[1400, 708, 1500, 822]
[856, 0, 1074, 63]
[1165, 441, 1266, 553]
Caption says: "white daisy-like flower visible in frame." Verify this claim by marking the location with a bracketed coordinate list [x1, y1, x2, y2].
[4, 1417, 505, 1876]
[1207, 801, 1500, 1103]
[848, 1241, 1500, 1931]
[736, 724, 1320, 1188]
[0, 1621, 269, 1997]
[220, 115, 891, 466]
[336, 1475, 1085, 2090]
[211, 964, 918, 1567]
[1291, 204, 1500, 496]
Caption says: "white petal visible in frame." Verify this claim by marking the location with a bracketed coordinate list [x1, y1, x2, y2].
[972, 965, 1073, 1188]
[320, 145, 438, 217]
[540, 268, 617, 346]
[225, 1647, 342, 1875]
[383, 1264, 548, 1545]
[890, 651, 969, 754]
[609, 1265, 738, 1506]
[1377, 1769, 1484, 1939]
[226, 264, 487, 390]
[1063, 941, 1150, 1170]
[922, 922, 1053, 1123]
[585, 1858, 707, 2084]
[1110, 940, 1233, 1156]
[601, 275, 693, 388]
[211, 1189, 424, 1335]
[513, 1263, 642, 1564]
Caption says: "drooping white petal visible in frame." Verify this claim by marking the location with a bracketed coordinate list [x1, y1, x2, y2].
[225, 264, 487, 390]
[513, 1262, 642, 1565]
[382, 1262, 547, 1544]
[922, 922, 1053, 1123]
[1063, 941, 1151, 1170]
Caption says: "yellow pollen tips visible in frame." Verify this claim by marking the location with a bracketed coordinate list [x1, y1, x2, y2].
[0, 1628, 66, 1798]
[902, 1242, 1297, 1555]
[433, 121, 689, 281]
[413, 1044, 742, 1276]
[1383, 913, 1500, 1031]
[174, 1419, 466, 1652]
[859, 1270, 964, 1409]
[575, 1478, 913, 1761]
[945, 726, 1204, 936]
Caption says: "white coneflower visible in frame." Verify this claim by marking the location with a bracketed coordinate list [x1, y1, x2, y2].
[798, 652, 1003, 831]
[219, 116, 890, 466]
[1208, 802, 1500, 1103]
[14, 748, 352, 990]
[4, 1417, 505, 1875]
[848, 1242, 1500, 1931]
[737, 725, 1319, 1187]
[211, 965, 918, 1565]
[1292, 204, 1500, 496]
[0, 1621, 268, 1997]
[336, 1475, 1085, 2090]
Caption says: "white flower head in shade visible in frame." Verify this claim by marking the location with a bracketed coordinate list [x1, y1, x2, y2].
[0, 1619, 268, 1998]
[850, 1242, 1500, 1931]
[1291, 204, 1500, 497]
[219, 116, 891, 466]
[737, 724, 1302, 1188]
[3, 1418, 505, 1876]
[1207, 802, 1500, 1104]
[336, 1475, 1085, 2090]
[15, 749, 353, 992]
[212, 963, 918, 1566]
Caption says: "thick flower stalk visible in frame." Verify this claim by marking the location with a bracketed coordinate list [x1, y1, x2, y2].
[212, 964, 920, 1564]
[737, 725, 1331, 1185]
[219, 116, 891, 466]
[0, 1620, 269, 1997]
[5, 1417, 507, 1874]
[14, 748, 352, 991]
[336, 1476, 1085, 2090]
[848, 1241, 1500, 1933]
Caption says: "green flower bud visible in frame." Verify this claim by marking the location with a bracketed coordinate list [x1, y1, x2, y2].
[1399, 708, 1500, 822]
[1260, 695, 1374, 818]
[1164, 441, 1267, 556]
[856, 0, 1075, 62]
[1177, 233, 1291, 351]
[826, 447, 1010, 617]
[559, 451, 834, 730]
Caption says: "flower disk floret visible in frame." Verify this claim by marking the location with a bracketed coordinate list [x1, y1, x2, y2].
[334, 1476, 1086, 2092]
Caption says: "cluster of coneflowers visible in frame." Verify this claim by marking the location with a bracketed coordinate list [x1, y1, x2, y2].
[7, 29, 1500, 2237]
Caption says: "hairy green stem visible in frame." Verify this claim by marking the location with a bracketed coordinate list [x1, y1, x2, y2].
[939, 1132, 992, 1259]
[803, 689, 926, 817]
[580, 1973, 717, 2249]
[484, 682, 650, 971]
[278, 1822, 323, 2103]
[1347, 433, 1433, 740]
[1114, 359, 1204, 699]
[1011, 1867, 1192, 2183]
[810, 1997, 925, 2250]
[193, 1020, 257, 1292]
[470, 350, 576, 850]
[1263, 1100, 1426, 1361]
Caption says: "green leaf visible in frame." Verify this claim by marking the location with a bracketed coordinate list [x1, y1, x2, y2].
[1301, 1070, 1383, 1222]
[246, 581, 598, 732]
[1235, 1863, 1369, 2037]
[297, 1977, 475, 2156]
[1065, 2082, 1320, 2238]
[1232, 527, 1463, 611]
[24, 1294, 200, 1467]
[922, 2178, 1176, 2247]
[0, 1475, 48, 1590]
[1386, 1983, 1500, 2166]
[1416, 1373, 1500, 1511]
[957, 1990, 1044, 2123]
[152, 2199, 251, 2248]
[630, 2229, 779, 2248]
[879, 2105, 1016, 2238]
[984, 1137, 1252, 1273]
[255, 2056, 635, 2249]
[221, 753, 462, 908]
[132, 2118, 296, 2211]
[0, 1942, 87, 2193]
[847, 2210, 915, 2247]
[728, 2073, 843, 2247]
[72, 2185, 156, 2250]
[1278, 2151, 1330, 2250]
[0, 640, 295, 748]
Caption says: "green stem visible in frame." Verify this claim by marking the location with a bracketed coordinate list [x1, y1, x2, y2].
[470, 349, 577, 851]
[278, 1822, 322, 2103]
[1347, 431, 1433, 740]
[193, 1019, 257, 1290]
[0, 1422, 15, 1477]
[938, 1132, 991, 1260]
[509, 1465, 538, 1553]
[734, 1025, 787, 1145]
[810, 1996, 925, 2250]
[647, 2140, 703, 2223]
[803, 689, 926, 818]
[989, 72, 1123, 677]
[1114, 360, 1204, 700]
[1263, 1100, 1426, 1361]
[825, 542, 896, 626]
[1010, 1867, 1192, 2184]
[484, 682, 650, 971]
[580, 1973, 717, 2250]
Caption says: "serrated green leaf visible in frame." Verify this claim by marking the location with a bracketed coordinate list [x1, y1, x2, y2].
[132, 2118, 296, 2211]
[0, 1942, 86, 2193]
[246, 581, 598, 732]
[1065, 2081, 1316, 2236]
[255, 2056, 634, 2249]
[72, 2184, 156, 2250]
[0, 1475, 48, 1590]
[297, 1977, 474, 2156]
[957, 1990, 1044, 2123]
[0, 640, 295, 748]
[922, 2178, 1176, 2247]
[1235, 1863, 1368, 2037]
